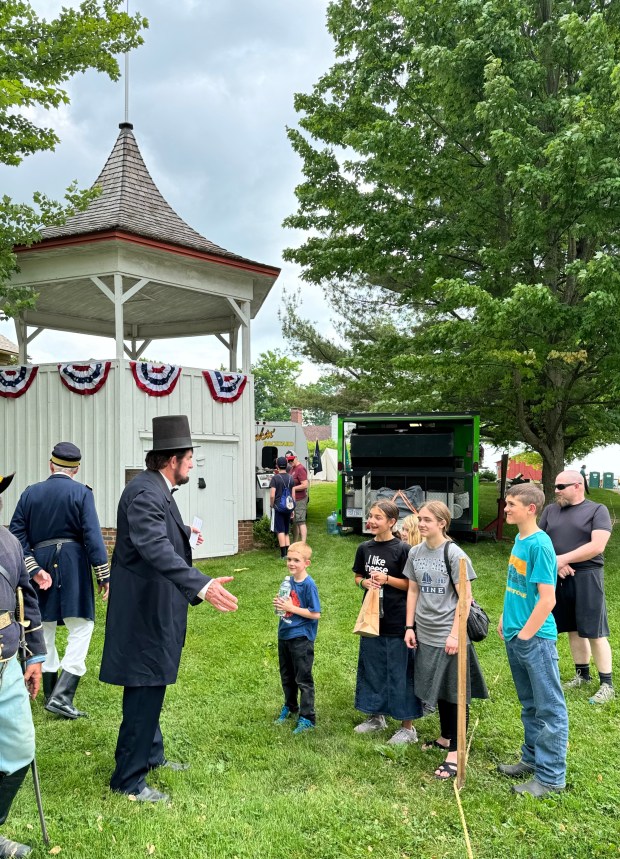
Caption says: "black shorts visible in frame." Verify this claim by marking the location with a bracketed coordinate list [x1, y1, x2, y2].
[552, 566, 610, 639]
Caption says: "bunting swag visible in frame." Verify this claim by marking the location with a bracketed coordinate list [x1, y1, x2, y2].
[58, 361, 111, 395]
[131, 361, 182, 397]
[0, 365, 38, 398]
[203, 370, 247, 403]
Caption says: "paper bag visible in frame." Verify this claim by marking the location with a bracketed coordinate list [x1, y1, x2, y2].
[353, 587, 380, 637]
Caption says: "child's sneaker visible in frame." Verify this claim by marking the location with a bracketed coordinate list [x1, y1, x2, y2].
[387, 727, 418, 745]
[563, 674, 590, 689]
[353, 714, 387, 733]
[274, 705, 294, 724]
[588, 683, 615, 704]
[292, 716, 315, 734]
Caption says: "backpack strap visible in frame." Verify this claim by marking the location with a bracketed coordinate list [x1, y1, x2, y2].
[443, 542, 458, 595]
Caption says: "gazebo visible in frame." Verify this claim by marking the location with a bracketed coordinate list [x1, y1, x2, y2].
[0, 123, 280, 556]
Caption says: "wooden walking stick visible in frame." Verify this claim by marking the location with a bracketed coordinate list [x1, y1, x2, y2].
[456, 557, 468, 790]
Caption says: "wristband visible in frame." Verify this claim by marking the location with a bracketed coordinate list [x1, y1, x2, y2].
[405, 625, 414, 631]
[358, 579, 366, 589]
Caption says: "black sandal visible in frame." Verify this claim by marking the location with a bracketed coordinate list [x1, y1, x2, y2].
[434, 761, 457, 780]
[422, 739, 450, 752]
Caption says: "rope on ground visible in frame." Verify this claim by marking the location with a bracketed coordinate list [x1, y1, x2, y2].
[453, 778, 474, 859]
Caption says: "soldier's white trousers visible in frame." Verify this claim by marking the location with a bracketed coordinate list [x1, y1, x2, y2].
[42, 618, 94, 676]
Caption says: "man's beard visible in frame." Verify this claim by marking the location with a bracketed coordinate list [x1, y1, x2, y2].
[556, 497, 571, 507]
[173, 468, 190, 486]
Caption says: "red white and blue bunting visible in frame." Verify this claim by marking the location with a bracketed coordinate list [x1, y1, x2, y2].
[0, 365, 38, 399]
[203, 370, 247, 403]
[58, 361, 111, 396]
[130, 361, 182, 397]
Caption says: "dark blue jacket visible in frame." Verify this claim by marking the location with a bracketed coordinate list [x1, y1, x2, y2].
[99, 469, 211, 687]
[0, 526, 45, 663]
[9, 474, 108, 623]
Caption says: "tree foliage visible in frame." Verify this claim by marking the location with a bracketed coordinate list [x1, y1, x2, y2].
[284, 0, 620, 496]
[0, 0, 147, 316]
[252, 349, 302, 422]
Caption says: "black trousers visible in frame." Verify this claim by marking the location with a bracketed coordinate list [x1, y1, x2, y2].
[110, 685, 166, 794]
[438, 699, 469, 751]
[278, 636, 316, 723]
[0, 765, 29, 826]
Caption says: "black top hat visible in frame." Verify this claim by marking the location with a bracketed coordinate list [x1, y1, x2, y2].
[151, 415, 197, 451]
[0, 472, 15, 495]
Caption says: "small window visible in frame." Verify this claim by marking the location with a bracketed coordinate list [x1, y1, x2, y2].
[261, 446, 277, 469]
[125, 468, 143, 485]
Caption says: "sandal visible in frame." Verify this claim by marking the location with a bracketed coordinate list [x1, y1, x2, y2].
[422, 739, 450, 752]
[434, 761, 457, 780]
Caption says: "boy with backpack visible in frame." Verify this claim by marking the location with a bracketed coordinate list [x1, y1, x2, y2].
[269, 456, 296, 559]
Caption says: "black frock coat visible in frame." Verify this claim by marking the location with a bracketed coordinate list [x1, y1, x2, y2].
[9, 474, 109, 623]
[99, 469, 211, 687]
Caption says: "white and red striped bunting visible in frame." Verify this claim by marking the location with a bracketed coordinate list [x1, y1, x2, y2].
[0, 365, 38, 399]
[58, 361, 111, 395]
[203, 370, 247, 403]
[130, 361, 182, 397]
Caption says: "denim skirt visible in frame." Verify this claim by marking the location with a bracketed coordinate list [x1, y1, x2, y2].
[354, 635, 423, 721]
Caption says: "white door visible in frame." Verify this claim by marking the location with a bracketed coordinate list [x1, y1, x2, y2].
[174, 442, 238, 558]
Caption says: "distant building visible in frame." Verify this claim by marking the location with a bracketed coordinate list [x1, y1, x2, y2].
[288, 408, 332, 443]
[0, 334, 18, 364]
[496, 458, 542, 482]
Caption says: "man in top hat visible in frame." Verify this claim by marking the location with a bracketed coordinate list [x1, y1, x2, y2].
[0, 471, 46, 858]
[9, 442, 109, 720]
[100, 415, 238, 803]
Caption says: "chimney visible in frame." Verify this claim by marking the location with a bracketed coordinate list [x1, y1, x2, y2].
[290, 408, 303, 425]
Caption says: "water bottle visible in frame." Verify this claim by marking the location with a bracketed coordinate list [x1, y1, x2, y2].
[327, 511, 338, 535]
[275, 575, 292, 623]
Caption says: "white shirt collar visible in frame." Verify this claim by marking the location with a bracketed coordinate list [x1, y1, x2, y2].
[159, 471, 174, 493]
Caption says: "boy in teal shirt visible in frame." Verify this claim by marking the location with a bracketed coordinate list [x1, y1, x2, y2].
[497, 484, 568, 797]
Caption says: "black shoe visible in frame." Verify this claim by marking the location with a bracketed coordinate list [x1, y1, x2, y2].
[44, 670, 88, 719]
[498, 761, 535, 778]
[512, 779, 564, 797]
[131, 786, 169, 803]
[42, 671, 58, 705]
[160, 759, 190, 772]
[0, 834, 32, 857]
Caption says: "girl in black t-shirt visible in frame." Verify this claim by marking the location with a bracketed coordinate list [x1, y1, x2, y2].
[352, 501, 422, 743]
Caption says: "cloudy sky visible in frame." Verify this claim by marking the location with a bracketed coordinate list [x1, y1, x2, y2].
[0, 0, 334, 375]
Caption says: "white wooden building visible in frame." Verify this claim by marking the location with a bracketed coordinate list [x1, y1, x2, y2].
[0, 123, 280, 557]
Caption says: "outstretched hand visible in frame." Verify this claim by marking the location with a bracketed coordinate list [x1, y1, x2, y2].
[204, 577, 238, 612]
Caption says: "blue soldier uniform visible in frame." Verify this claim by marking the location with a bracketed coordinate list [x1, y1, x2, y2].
[0, 472, 46, 859]
[9, 443, 109, 720]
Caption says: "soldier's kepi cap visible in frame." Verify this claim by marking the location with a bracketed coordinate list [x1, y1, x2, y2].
[0, 473, 15, 495]
[51, 442, 82, 468]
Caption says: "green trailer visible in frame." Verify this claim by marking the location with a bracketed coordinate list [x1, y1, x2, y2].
[337, 413, 480, 538]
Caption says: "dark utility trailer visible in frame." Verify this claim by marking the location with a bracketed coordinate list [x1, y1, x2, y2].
[337, 413, 480, 538]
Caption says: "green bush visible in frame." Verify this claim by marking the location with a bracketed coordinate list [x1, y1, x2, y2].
[252, 515, 278, 548]
[479, 469, 497, 482]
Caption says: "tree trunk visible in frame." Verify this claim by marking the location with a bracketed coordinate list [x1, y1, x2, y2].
[540, 443, 565, 505]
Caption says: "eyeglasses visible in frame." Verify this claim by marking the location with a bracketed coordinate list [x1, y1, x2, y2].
[554, 483, 578, 490]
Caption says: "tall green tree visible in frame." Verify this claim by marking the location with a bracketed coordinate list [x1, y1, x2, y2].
[284, 0, 620, 497]
[253, 349, 302, 421]
[0, 0, 147, 316]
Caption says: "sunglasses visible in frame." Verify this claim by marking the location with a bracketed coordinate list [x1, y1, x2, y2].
[554, 483, 577, 490]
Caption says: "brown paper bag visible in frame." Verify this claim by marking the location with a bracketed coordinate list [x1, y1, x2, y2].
[353, 587, 380, 637]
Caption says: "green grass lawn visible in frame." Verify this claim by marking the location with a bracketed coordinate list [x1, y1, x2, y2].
[8, 482, 620, 858]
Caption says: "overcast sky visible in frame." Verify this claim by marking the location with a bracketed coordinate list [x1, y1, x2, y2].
[0, 0, 334, 376]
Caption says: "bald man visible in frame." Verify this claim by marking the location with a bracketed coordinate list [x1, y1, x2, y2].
[539, 470, 614, 704]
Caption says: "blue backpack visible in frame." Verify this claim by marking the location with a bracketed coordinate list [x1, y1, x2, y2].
[275, 475, 296, 513]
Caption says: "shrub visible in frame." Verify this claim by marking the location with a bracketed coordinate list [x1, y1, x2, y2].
[479, 469, 497, 482]
[253, 516, 278, 548]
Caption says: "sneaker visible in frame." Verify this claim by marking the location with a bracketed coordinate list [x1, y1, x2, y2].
[589, 683, 615, 704]
[274, 705, 295, 724]
[387, 727, 418, 745]
[292, 716, 315, 734]
[563, 674, 591, 689]
[354, 715, 387, 734]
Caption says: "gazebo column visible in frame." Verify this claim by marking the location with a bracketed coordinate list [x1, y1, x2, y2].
[15, 318, 43, 364]
[225, 298, 250, 373]
[114, 274, 125, 359]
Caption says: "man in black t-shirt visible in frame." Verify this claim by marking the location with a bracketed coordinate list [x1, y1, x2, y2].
[540, 470, 613, 704]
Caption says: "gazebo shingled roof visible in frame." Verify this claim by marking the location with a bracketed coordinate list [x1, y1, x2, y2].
[39, 122, 259, 265]
[9, 122, 280, 367]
